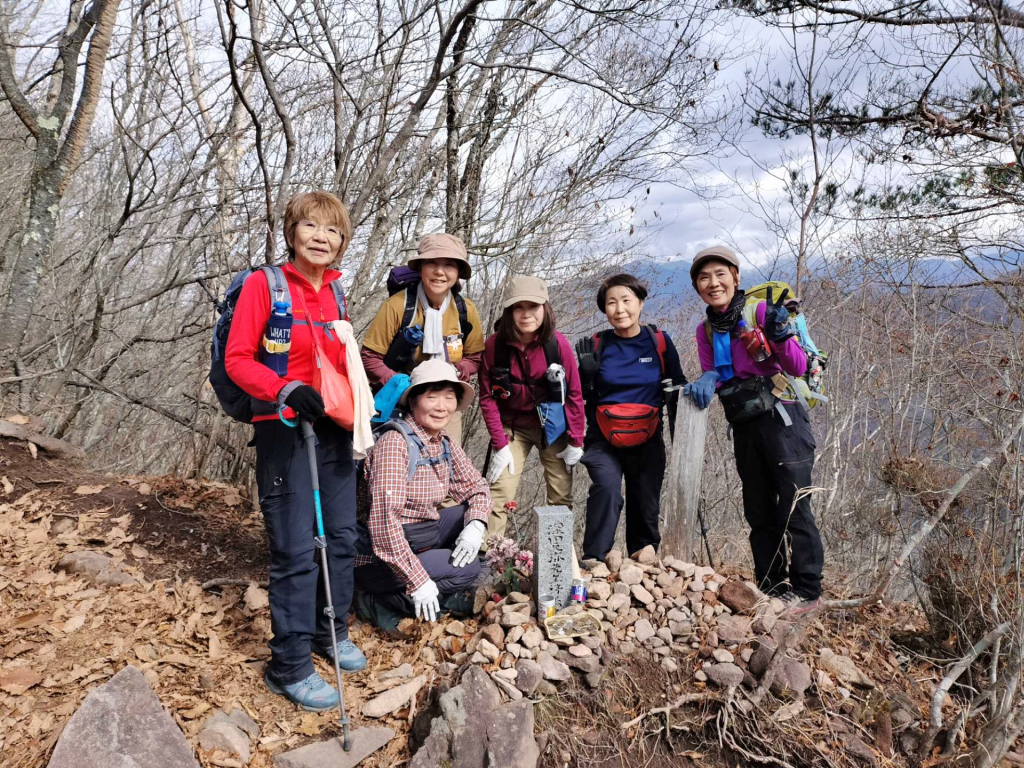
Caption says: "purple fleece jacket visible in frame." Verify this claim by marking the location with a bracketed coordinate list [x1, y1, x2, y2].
[696, 302, 807, 382]
[478, 331, 586, 450]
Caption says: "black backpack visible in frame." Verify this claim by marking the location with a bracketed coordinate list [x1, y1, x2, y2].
[207, 265, 347, 423]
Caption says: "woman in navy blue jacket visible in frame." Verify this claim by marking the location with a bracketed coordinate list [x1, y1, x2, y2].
[575, 274, 686, 560]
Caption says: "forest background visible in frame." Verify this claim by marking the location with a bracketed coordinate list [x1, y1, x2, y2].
[2, 0, 1024, 763]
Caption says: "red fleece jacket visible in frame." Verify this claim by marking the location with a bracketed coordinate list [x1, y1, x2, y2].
[225, 262, 348, 422]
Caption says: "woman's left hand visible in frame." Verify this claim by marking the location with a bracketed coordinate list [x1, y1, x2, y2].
[452, 520, 486, 568]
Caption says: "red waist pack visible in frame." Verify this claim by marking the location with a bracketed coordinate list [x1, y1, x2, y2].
[595, 404, 660, 449]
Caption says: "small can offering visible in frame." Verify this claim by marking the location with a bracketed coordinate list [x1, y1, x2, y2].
[570, 578, 588, 603]
[538, 594, 557, 619]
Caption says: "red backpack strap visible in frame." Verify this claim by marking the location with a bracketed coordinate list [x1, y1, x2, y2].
[647, 325, 668, 375]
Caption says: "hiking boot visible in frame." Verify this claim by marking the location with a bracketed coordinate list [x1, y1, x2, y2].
[778, 592, 821, 619]
[313, 638, 367, 672]
[441, 589, 476, 617]
[265, 671, 339, 712]
[355, 591, 404, 632]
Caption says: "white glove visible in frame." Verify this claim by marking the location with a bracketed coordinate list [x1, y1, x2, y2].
[487, 445, 515, 484]
[411, 579, 440, 622]
[451, 520, 486, 568]
[556, 444, 584, 470]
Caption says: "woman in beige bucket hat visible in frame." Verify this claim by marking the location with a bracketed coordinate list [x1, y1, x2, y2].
[360, 233, 485, 445]
[354, 359, 491, 629]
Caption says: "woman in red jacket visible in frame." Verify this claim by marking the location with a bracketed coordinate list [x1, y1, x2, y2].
[478, 275, 586, 542]
[225, 191, 366, 712]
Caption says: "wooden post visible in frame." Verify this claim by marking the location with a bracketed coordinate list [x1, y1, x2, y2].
[660, 397, 709, 562]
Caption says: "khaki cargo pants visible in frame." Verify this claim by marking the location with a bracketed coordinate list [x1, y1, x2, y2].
[486, 425, 572, 542]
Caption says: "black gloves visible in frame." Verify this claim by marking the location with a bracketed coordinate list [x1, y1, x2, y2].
[285, 385, 325, 422]
[575, 336, 599, 394]
[763, 287, 796, 343]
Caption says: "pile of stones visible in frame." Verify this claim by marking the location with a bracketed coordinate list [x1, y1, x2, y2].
[418, 545, 876, 703]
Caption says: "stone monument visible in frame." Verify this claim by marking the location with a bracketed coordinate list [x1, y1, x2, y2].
[533, 505, 573, 609]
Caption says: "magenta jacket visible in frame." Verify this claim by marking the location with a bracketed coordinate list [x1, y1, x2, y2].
[479, 331, 585, 450]
[696, 302, 807, 382]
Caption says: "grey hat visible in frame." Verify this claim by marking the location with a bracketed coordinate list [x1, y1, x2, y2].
[690, 245, 740, 283]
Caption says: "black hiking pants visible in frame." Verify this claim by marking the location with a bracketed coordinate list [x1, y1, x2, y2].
[580, 427, 667, 560]
[254, 419, 357, 685]
[733, 403, 823, 600]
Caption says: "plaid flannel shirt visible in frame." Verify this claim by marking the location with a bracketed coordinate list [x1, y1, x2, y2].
[356, 417, 490, 593]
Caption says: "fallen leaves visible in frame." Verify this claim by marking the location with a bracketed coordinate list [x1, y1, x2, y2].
[244, 583, 269, 612]
[74, 484, 106, 496]
[0, 668, 43, 695]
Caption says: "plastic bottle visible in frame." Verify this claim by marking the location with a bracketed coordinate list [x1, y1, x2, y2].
[737, 319, 771, 362]
[261, 299, 293, 375]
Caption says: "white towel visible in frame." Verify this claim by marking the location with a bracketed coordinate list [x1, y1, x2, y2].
[330, 320, 375, 459]
[417, 282, 451, 358]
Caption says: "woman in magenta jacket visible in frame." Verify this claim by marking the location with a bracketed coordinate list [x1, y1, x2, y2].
[478, 275, 586, 542]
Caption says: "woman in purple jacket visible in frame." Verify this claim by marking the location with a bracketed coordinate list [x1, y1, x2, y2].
[687, 246, 823, 618]
[478, 275, 586, 542]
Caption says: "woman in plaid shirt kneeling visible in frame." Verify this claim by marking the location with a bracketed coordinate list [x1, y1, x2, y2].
[354, 359, 491, 630]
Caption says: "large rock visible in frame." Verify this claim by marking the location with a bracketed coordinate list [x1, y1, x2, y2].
[718, 581, 758, 614]
[618, 565, 643, 586]
[520, 626, 544, 650]
[48, 665, 198, 768]
[633, 619, 656, 644]
[275, 728, 396, 768]
[715, 615, 752, 645]
[55, 551, 134, 587]
[536, 652, 571, 682]
[486, 701, 540, 768]
[589, 580, 612, 601]
[515, 659, 544, 695]
[451, 667, 505, 768]
[605, 551, 623, 573]
[362, 676, 426, 718]
[819, 649, 875, 688]
[704, 663, 745, 688]
[198, 707, 259, 762]
[633, 545, 657, 564]
[411, 723, 450, 768]
[630, 585, 654, 605]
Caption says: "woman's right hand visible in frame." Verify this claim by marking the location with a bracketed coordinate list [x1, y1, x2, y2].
[487, 445, 515, 484]
[411, 579, 440, 622]
[284, 385, 326, 421]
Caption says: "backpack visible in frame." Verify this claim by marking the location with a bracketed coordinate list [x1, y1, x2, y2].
[208, 265, 348, 423]
[375, 419, 455, 483]
[381, 266, 473, 374]
[491, 335, 567, 448]
[702, 281, 827, 409]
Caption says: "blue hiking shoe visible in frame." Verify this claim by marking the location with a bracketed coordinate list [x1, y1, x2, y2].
[313, 638, 368, 672]
[264, 671, 339, 712]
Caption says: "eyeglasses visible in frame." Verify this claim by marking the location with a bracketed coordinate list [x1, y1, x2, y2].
[297, 220, 344, 241]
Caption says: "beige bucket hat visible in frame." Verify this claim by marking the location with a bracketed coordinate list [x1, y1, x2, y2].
[408, 233, 472, 280]
[398, 359, 476, 411]
[503, 275, 549, 308]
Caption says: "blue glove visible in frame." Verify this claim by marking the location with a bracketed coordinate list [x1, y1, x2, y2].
[683, 371, 719, 410]
[403, 324, 424, 344]
[764, 287, 795, 342]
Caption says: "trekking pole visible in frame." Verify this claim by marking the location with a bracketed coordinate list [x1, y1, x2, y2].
[696, 497, 715, 567]
[300, 420, 352, 752]
[482, 443, 493, 480]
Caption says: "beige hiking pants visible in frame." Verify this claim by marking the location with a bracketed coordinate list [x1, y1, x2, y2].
[486, 425, 573, 541]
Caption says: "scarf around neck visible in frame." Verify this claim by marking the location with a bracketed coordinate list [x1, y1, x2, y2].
[706, 288, 746, 334]
[417, 282, 452, 358]
[706, 289, 745, 382]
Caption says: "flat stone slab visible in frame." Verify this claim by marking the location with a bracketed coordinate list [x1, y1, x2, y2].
[48, 665, 199, 768]
[274, 727, 395, 768]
